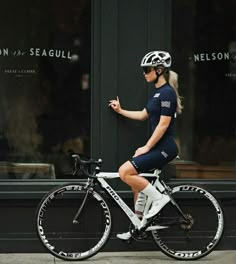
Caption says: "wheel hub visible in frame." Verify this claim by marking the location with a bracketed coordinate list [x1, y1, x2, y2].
[180, 214, 194, 230]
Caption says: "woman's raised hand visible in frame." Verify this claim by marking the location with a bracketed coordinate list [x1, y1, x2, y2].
[109, 96, 122, 113]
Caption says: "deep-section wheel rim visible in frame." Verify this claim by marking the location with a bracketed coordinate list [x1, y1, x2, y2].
[152, 185, 224, 260]
[36, 184, 112, 261]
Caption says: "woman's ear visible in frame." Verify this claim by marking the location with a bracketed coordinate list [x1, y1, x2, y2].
[156, 68, 163, 75]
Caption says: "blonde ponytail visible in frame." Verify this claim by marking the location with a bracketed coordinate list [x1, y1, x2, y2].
[164, 70, 183, 114]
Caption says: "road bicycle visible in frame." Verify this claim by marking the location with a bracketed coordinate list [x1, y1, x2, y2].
[35, 154, 224, 261]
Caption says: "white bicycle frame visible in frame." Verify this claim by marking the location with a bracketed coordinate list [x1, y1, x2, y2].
[96, 170, 169, 231]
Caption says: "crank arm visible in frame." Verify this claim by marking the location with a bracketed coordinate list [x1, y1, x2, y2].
[146, 225, 169, 231]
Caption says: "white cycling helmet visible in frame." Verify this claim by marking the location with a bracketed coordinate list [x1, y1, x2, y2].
[141, 51, 171, 68]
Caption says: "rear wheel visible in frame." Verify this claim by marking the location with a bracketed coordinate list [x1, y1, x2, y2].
[35, 183, 112, 261]
[152, 185, 224, 260]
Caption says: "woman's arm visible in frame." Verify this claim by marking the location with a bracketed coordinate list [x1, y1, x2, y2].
[118, 108, 148, 121]
[109, 96, 148, 121]
[134, 115, 171, 157]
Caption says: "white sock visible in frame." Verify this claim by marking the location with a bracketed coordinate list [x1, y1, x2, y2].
[135, 192, 147, 214]
[141, 183, 162, 201]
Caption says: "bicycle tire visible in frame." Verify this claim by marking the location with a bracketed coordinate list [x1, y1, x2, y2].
[35, 183, 112, 261]
[151, 184, 224, 260]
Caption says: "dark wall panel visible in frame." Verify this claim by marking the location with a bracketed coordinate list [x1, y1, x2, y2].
[92, 0, 172, 172]
[117, 0, 149, 167]
[92, 0, 119, 171]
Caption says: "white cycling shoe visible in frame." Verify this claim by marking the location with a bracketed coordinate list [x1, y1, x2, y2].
[116, 195, 170, 239]
[116, 231, 131, 240]
[144, 194, 170, 219]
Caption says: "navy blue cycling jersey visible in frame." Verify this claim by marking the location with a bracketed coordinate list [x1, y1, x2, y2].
[145, 83, 177, 136]
[129, 83, 178, 173]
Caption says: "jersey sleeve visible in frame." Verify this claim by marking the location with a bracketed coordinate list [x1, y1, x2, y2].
[160, 89, 177, 116]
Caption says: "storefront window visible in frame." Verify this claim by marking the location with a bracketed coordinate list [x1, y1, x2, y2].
[172, 0, 236, 178]
[0, 0, 91, 179]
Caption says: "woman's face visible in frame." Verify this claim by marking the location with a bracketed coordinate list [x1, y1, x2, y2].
[142, 67, 157, 82]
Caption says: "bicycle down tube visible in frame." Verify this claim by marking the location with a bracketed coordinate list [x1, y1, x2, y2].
[97, 171, 170, 231]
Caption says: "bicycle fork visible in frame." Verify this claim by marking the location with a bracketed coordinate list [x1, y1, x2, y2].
[72, 181, 94, 224]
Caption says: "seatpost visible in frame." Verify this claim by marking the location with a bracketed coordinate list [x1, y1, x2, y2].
[153, 169, 166, 193]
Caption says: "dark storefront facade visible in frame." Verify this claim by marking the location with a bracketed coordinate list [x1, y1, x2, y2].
[0, 0, 235, 252]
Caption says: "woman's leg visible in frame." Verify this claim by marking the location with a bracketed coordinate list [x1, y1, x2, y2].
[119, 160, 169, 219]
[116, 160, 168, 240]
[118, 160, 150, 205]
[116, 161, 147, 240]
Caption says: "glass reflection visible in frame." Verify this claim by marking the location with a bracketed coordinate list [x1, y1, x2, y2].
[0, 0, 91, 179]
[172, 0, 236, 179]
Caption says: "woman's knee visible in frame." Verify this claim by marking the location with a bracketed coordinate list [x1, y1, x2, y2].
[118, 161, 137, 182]
[118, 164, 128, 182]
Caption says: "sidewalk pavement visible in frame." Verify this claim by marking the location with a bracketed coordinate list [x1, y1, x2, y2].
[0, 251, 235, 264]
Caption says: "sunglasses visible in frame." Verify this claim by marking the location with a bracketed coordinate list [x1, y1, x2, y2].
[142, 66, 154, 74]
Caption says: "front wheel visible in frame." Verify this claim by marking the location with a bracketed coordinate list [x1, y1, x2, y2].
[35, 183, 112, 261]
[152, 184, 224, 260]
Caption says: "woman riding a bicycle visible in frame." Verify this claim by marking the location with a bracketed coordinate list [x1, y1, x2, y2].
[109, 51, 183, 239]
[36, 51, 224, 262]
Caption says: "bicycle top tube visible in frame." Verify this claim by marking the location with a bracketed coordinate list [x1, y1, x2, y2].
[97, 171, 161, 179]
